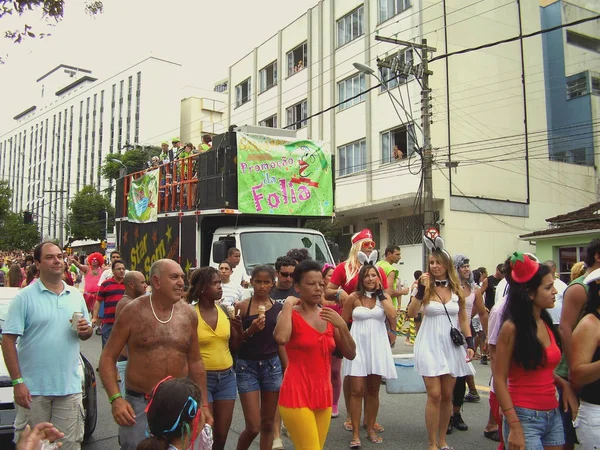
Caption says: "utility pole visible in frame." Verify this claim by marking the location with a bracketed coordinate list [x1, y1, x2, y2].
[43, 187, 67, 247]
[375, 36, 436, 268]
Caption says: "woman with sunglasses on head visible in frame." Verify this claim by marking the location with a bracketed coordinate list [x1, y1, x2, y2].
[187, 267, 242, 450]
[342, 257, 398, 448]
[137, 377, 212, 450]
[234, 265, 284, 450]
[407, 235, 475, 450]
[320, 263, 342, 418]
[324, 229, 388, 433]
[275, 260, 356, 450]
[494, 253, 578, 450]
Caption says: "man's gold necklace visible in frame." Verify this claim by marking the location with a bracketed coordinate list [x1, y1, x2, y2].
[149, 295, 174, 324]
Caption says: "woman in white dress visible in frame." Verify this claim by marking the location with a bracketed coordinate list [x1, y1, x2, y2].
[407, 236, 475, 450]
[342, 257, 397, 448]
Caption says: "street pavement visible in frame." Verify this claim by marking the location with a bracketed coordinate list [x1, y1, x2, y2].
[81, 333, 500, 450]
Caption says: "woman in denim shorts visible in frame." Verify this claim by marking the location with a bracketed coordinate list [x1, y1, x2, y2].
[189, 267, 242, 450]
[234, 265, 284, 450]
[494, 253, 578, 450]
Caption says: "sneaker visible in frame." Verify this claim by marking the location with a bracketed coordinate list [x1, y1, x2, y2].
[272, 438, 284, 450]
[446, 419, 453, 435]
[331, 405, 339, 418]
[452, 413, 468, 431]
[480, 355, 488, 365]
[464, 392, 481, 403]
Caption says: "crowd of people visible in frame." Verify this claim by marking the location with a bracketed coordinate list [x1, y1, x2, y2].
[2, 233, 600, 450]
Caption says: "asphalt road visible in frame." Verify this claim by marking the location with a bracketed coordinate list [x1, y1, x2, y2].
[80, 333, 500, 450]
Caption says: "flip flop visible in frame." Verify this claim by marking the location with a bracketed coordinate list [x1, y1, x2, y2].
[363, 423, 385, 432]
[484, 429, 501, 442]
[350, 439, 361, 449]
[438, 447, 454, 450]
[344, 421, 353, 431]
[367, 434, 383, 444]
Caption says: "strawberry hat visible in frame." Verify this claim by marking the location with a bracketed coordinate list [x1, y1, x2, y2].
[510, 252, 539, 283]
[351, 228, 374, 245]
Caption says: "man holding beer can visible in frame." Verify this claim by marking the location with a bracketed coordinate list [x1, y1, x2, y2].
[1, 242, 93, 450]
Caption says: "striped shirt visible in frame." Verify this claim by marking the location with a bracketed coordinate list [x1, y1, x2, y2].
[98, 277, 125, 325]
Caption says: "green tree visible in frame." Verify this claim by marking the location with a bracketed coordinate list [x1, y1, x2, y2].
[67, 185, 114, 240]
[305, 218, 343, 242]
[0, 1, 103, 42]
[100, 146, 161, 182]
[0, 179, 11, 221]
[0, 211, 41, 251]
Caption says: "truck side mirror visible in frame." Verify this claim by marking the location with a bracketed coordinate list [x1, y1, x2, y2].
[213, 241, 228, 264]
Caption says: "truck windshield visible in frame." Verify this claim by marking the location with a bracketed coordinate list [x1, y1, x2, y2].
[240, 231, 332, 271]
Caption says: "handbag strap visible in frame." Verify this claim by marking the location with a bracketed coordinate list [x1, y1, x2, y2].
[434, 291, 455, 328]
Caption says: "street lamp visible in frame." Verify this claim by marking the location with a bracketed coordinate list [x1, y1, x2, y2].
[353, 62, 375, 76]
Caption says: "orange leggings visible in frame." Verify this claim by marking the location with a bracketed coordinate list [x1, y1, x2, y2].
[279, 406, 331, 450]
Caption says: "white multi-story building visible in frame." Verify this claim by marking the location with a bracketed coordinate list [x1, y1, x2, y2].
[222, 0, 599, 272]
[0, 57, 182, 243]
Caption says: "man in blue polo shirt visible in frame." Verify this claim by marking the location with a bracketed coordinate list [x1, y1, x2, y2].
[1, 241, 93, 450]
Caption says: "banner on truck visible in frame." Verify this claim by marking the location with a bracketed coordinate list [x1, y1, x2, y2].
[127, 170, 159, 223]
[237, 133, 333, 216]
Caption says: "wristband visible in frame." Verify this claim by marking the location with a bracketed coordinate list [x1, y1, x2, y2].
[465, 336, 475, 350]
[388, 330, 400, 336]
[508, 419, 520, 424]
[415, 283, 425, 300]
[12, 378, 24, 386]
[502, 406, 515, 413]
[109, 393, 122, 404]
[202, 404, 209, 408]
[335, 290, 341, 301]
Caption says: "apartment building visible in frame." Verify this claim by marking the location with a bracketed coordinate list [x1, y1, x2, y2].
[222, 0, 599, 272]
[0, 57, 182, 243]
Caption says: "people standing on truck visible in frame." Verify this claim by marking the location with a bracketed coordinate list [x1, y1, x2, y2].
[324, 229, 388, 434]
[234, 265, 284, 450]
[99, 258, 212, 450]
[274, 260, 356, 450]
[219, 261, 244, 307]
[200, 134, 213, 152]
[270, 256, 299, 303]
[2, 241, 93, 450]
[342, 262, 398, 448]
[93, 259, 126, 348]
[226, 247, 250, 289]
[171, 137, 183, 159]
[188, 267, 242, 450]
[113, 271, 147, 393]
[71, 252, 103, 315]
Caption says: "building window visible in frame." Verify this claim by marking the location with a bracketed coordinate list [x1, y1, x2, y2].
[380, 49, 414, 91]
[567, 73, 588, 99]
[338, 73, 366, 110]
[338, 139, 366, 176]
[566, 30, 600, 54]
[135, 72, 141, 143]
[558, 246, 587, 284]
[379, 0, 410, 23]
[259, 115, 278, 128]
[286, 100, 308, 130]
[110, 84, 116, 153]
[591, 77, 600, 96]
[235, 78, 251, 107]
[214, 81, 228, 93]
[126, 75, 133, 144]
[337, 6, 364, 47]
[259, 61, 277, 93]
[287, 42, 308, 77]
[381, 124, 416, 163]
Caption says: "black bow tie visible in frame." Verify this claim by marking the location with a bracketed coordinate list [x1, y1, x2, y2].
[435, 280, 449, 287]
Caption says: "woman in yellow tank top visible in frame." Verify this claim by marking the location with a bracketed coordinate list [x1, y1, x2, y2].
[188, 267, 242, 450]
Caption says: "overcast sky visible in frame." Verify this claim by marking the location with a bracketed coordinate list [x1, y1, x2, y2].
[0, 0, 319, 126]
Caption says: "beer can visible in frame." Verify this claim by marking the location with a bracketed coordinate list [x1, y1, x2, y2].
[71, 312, 84, 331]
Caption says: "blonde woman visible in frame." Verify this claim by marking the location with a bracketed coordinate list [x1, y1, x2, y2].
[571, 261, 586, 281]
[407, 235, 474, 450]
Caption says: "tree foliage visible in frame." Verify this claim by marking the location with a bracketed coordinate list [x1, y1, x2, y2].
[67, 185, 114, 241]
[100, 146, 161, 182]
[0, 180, 41, 250]
[0, 0, 103, 63]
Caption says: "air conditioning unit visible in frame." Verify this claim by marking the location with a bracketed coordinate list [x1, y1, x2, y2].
[342, 225, 355, 236]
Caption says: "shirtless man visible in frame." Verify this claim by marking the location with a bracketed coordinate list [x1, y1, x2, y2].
[98, 259, 212, 450]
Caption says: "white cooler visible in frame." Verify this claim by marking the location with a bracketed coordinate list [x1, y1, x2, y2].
[385, 354, 426, 394]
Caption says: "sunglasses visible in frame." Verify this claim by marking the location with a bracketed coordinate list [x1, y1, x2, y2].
[279, 272, 294, 278]
[362, 240, 376, 248]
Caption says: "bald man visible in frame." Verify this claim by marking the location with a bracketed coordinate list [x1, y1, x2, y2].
[113, 271, 147, 392]
[99, 259, 212, 450]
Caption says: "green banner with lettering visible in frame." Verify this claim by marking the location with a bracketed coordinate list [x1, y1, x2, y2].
[236, 133, 333, 216]
[127, 169, 159, 223]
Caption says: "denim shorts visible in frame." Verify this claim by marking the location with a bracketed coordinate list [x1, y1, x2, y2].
[206, 367, 237, 403]
[235, 355, 283, 394]
[502, 406, 565, 449]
